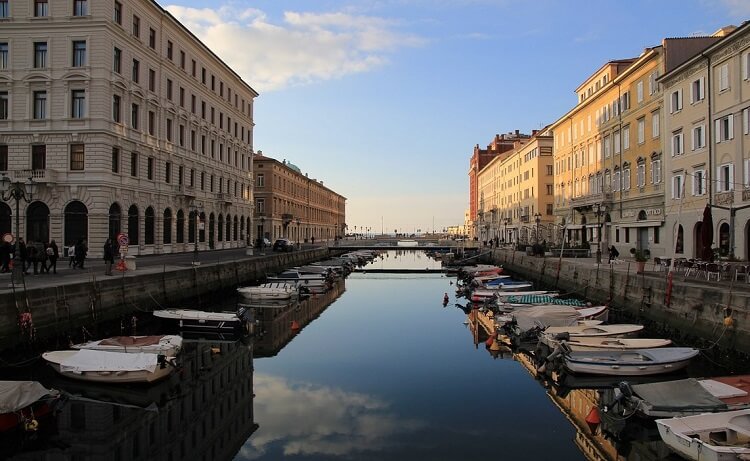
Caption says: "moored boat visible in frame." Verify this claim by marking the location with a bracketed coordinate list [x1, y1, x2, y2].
[563, 347, 698, 376]
[42, 349, 175, 384]
[71, 335, 183, 356]
[544, 323, 644, 338]
[551, 336, 671, 351]
[237, 282, 302, 301]
[0, 381, 58, 432]
[656, 408, 750, 460]
[153, 307, 252, 334]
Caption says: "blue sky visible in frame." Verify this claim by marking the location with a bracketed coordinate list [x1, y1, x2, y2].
[164, 0, 749, 234]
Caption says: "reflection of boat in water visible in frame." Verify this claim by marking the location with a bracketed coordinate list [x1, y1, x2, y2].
[153, 307, 253, 334]
[0, 381, 58, 431]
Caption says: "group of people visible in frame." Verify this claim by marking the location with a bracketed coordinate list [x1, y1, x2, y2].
[0, 237, 89, 275]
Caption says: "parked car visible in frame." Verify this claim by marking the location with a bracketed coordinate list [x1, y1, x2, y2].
[273, 238, 294, 252]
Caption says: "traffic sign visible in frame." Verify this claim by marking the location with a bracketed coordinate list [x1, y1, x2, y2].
[116, 232, 129, 247]
[2, 233, 13, 244]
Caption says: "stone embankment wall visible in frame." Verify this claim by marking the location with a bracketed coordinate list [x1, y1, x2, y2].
[489, 249, 750, 357]
[0, 248, 330, 350]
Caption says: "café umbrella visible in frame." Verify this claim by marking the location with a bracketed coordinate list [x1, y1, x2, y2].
[701, 204, 714, 261]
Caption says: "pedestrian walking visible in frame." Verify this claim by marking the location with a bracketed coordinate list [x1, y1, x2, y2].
[17, 238, 29, 275]
[68, 242, 76, 268]
[75, 238, 88, 269]
[103, 238, 115, 276]
[47, 240, 59, 274]
[28, 240, 39, 275]
[38, 241, 49, 273]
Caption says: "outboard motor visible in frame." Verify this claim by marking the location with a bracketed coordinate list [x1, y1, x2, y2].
[554, 332, 571, 342]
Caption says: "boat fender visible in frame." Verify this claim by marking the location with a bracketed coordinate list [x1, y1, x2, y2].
[585, 406, 600, 433]
[24, 419, 39, 432]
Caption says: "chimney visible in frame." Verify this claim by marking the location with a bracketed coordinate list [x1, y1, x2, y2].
[532, 129, 538, 136]
[515, 129, 520, 136]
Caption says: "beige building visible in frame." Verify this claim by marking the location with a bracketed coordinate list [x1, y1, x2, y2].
[659, 27, 737, 259]
[0, 0, 258, 256]
[253, 153, 346, 244]
[476, 130, 554, 245]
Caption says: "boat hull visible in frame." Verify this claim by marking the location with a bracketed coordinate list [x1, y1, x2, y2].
[42, 351, 174, 384]
[657, 409, 750, 461]
[564, 348, 698, 376]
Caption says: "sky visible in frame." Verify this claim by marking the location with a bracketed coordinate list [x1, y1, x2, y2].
[163, 0, 750, 234]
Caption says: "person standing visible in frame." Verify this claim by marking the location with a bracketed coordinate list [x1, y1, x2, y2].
[0, 241, 10, 273]
[75, 238, 88, 269]
[18, 238, 29, 275]
[47, 240, 59, 274]
[28, 240, 39, 275]
[103, 238, 115, 276]
[68, 242, 76, 268]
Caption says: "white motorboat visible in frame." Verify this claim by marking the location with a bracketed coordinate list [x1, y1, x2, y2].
[657, 408, 750, 460]
[71, 335, 183, 356]
[42, 349, 175, 384]
[544, 323, 644, 338]
[563, 347, 698, 376]
[237, 282, 301, 301]
[552, 337, 671, 351]
[153, 307, 252, 334]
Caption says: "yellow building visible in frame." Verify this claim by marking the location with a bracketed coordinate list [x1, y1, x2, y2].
[476, 130, 554, 245]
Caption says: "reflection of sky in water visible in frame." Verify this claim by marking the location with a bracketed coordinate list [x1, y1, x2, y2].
[359, 250, 444, 270]
[237, 251, 584, 460]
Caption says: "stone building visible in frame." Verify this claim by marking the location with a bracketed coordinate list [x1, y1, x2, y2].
[253, 152, 346, 244]
[0, 0, 258, 256]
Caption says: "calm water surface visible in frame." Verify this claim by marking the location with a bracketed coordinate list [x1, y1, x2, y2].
[6, 250, 684, 460]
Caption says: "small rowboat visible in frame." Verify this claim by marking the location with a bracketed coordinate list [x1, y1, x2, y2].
[42, 350, 175, 384]
[657, 408, 750, 460]
[72, 335, 182, 356]
[564, 347, 698, 376]
[544, 323, 644, 338]
[558, 337, 671, 351]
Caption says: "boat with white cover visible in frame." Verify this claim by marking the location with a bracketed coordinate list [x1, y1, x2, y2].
[42, 349, 175, 383]
[544, 323, 644, 338]
[564, 347, 698, 376]
[657, 408, 750, 460]
[71, 335, 183, 356]
[237, 282, 301, 301]
[0, 381, 58, 432]
[153, 308, 252, 333]
[548, 336, 671, 351]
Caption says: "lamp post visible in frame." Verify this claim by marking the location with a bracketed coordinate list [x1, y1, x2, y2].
[1, 174, 35, 283]
[259, 216, 265, 249]
[296, 218, 301, 247]
[189, 201, 202, 266]
[503, 218, 510, 245]
[595, 203, 603, 264]
[534, 213, 542, 244]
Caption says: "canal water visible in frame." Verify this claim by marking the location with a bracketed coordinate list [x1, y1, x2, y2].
[3, 249, 700, 460]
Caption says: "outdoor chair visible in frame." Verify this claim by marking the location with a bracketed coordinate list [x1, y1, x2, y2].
[735, 265, 750, 283]
[706, 263, 721, 281]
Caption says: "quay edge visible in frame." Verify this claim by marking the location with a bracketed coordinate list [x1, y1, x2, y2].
[0, 248, 332, 351]
[486, 248, 750, 357]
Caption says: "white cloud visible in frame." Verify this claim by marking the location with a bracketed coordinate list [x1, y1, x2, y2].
[165, 4, 425, 92]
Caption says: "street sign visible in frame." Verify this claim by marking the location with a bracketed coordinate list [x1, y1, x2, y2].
[116, 232, 129, 247]
[2, 233, 13, 244]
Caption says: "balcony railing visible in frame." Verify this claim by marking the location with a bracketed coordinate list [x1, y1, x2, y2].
[216, 193, 232, 204]
[570, 192, 613, 208]
[716, 191, 734, 206]
[9, 169, 56, 183]
[179, 185, 196, 198]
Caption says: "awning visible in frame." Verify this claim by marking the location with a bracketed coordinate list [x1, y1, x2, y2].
[618, 220, 664, 228]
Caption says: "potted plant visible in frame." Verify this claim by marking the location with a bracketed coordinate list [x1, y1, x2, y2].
[630, 248, 650, 272]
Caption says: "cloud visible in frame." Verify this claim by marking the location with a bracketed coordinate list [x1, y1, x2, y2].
[238, 374, 425, 459]
[165, 4, 426, 92]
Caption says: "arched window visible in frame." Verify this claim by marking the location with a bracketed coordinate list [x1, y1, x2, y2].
[233, 215, 238, 241]
[26, 201, 50, 243]
[128, 205, 139, 245]
[199, 212, 206, 243]
[188, 210, 196, 244]
[176, 209, 185, 244]
[217, 214, 224, 242]
[144, 207, 155, 245]
[226, 213, 231, 241]
[720, 223, 730, 256]
[108, 203, 122, 240]
[163, 208, 172, 244]
[240, 215, 245, 241]
[208, 213, 215, 248]
[676, 224, 684, 254]
[64, 201, 88, 247]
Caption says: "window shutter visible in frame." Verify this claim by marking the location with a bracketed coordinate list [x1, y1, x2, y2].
[670, 93, 675, 113]
[678, 89, 683, 109]
[700, 77, 705, 99]
[730, 164, 735, 191]
[717, 166, 723, 192]
[690, 82, 695, 104]
[745, 159, 750, 188]
[671, 176, 676, 199]
[744, 108, 749, 135]
[716, 119, 722, 143]
[729, 114, 734, 140]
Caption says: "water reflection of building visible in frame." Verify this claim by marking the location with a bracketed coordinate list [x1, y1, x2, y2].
[254, 281, 345, 358]
[19, 340, 257, 461]
[514, 352, 622, 461]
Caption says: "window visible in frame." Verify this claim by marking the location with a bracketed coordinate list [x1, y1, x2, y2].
[716, 115, 734, 142]
[604, 135, 611, 158]
[132, 15, 140, 38]
[693, 169, 705, 196]
[0, 91, 7, 120]
[131, 59, 141, 83]
[614, 131, 621, 154]
[0, 43, 7, 69]
[691, 77, 705, 103]
[113, 47, 121, 73]
[717, 163, 734, 192]
[613, 169, 621, 191]
[111, 147, 119, 173]
[147, 157, 154, 180]
[0, 0, 8, 18]
[167, 40, 173, 60]
[180, 50, 185, 69]
[32, 145, 46, 170]
[636, 81, 643, 103]
[70, 144, 84, 170]
[165, 162, 171, 183]
[637, 162, 646, 188]
[649, 71, 658, 95]
[671, 131, 684, 156]
[623, 166, 631, 190]
[34, 0, 48, 17]
[622, 125, 630, 150]
[652, 110, 660, 138]
[692, 125, 705, 150]
[179, 87, 185, 107]
[71, 90, 85, 118]
[72, 41, 86, 67]
[256, 198, 264, 214]
[73, 0, 87, 16]
[670, 89, 682, 113]
[34, 42, 47, 68]
[637, 117, 645, 144]
[148, 111, 155, 135]
[191, 95, 196, 113]
[744, 108, 750, 135]
[0, 145, 7, 171]
[191, 59, 196, 77]
[113, 1, 122, 24]
[112, 94, 121, 122]
[672, 174, 684, 199]
[719, 63, 729, 91]
[149, 28, 156, 49]
[256, 173, 264, 187]
[202, 67, 206, 84]
[33, 91, 46, 119]
[131, 103, 139, 129]
[166, 119, 172, 142]
[621, 91, 630, 111]
[179, 125, 184, 147]
[167, 79, 172, 100]
[651, 158, 662, 184]
[130, 152, 138, 177]
[149, 69, 155, 91]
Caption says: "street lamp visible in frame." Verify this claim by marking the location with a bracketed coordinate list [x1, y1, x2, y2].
[189, 201, 202, 266]
[0, 174, 35, 283]
[504, 217, 510, 245]
[534, 213, 542, 244]
[595, 204, 603, 264]
[296, 218, 301, 247]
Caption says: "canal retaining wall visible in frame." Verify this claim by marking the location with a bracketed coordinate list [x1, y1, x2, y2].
[0, 248, 331, 350]
[489, 249, 750, 357]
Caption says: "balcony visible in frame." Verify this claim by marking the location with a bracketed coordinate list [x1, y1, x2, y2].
[216, 193, 232, 205]
[8, 169, 56, 184]
[179, 185, 196, 198]
[743, 189, 750, 202]
[716, 191, 734, 206]
[570, 191, 613, 209]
